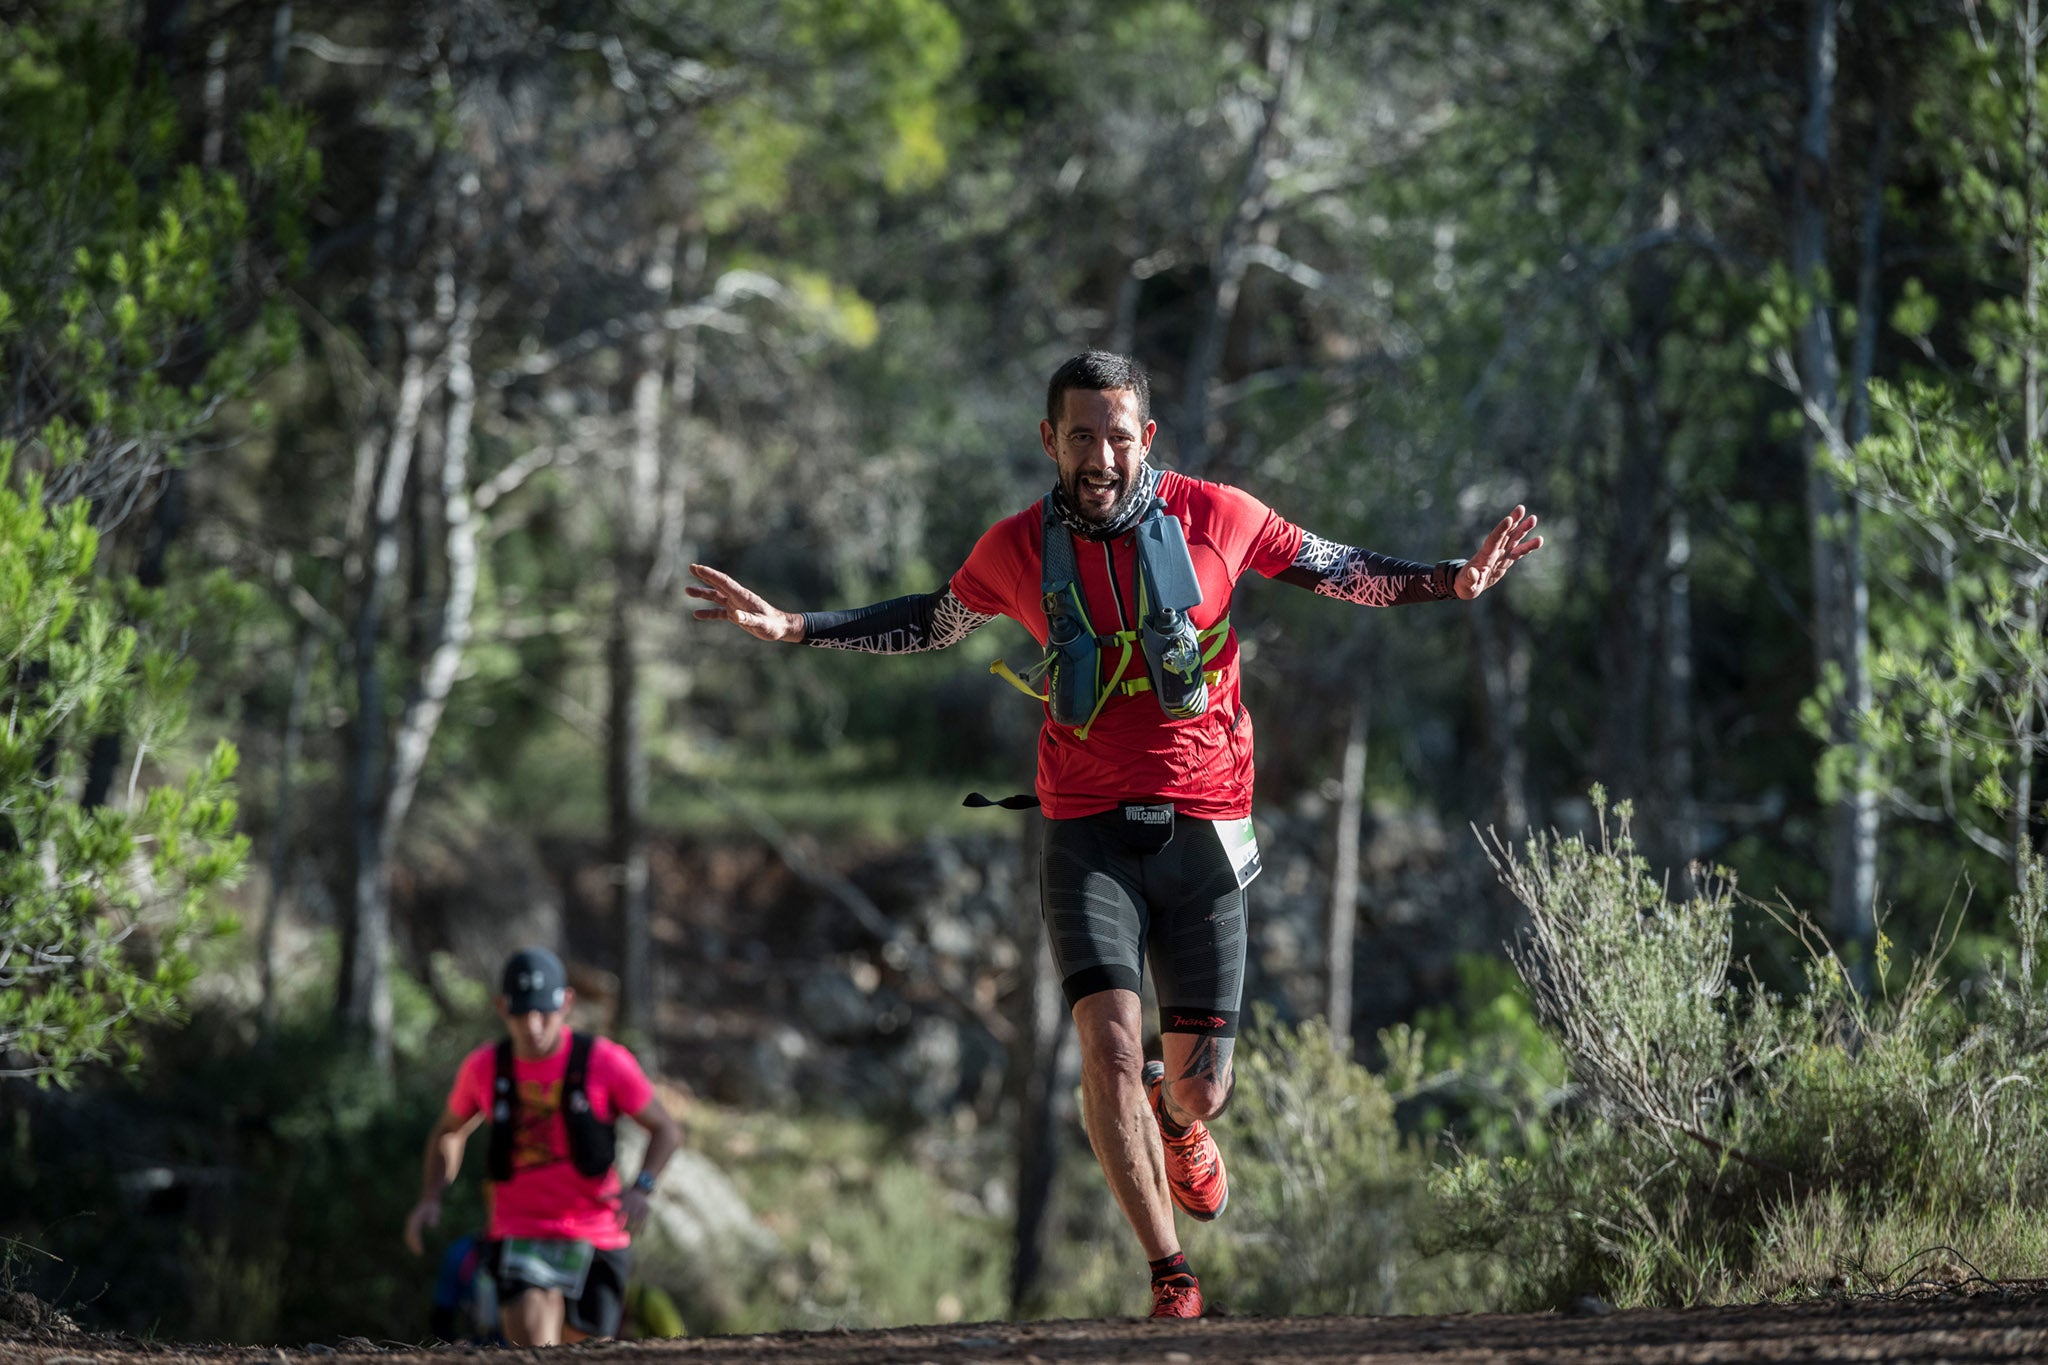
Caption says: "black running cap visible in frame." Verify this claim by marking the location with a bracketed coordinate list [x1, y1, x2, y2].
[501, 946, 568, 1013]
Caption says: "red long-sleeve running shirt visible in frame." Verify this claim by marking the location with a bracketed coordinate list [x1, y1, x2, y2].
[800, 470, 1458, 820]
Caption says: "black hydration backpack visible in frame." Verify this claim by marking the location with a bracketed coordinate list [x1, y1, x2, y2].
[486, 1031, 618, 1182]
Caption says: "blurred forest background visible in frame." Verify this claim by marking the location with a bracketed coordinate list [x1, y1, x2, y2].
[4, 0, 2048, 1344]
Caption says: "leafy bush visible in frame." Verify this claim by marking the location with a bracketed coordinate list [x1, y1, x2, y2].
[700, 1109, 1009, 1331]
[1436, 792, 2048, 1308]
[0, 466, 248, 1084]
[1184, 1011, 1503, 1316]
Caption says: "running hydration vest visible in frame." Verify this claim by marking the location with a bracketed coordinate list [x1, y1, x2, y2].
[485, 1032, 618, 1182]
[996, 495, 1231, 738]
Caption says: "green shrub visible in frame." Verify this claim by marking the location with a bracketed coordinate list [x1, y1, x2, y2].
[1436, 793, 2048, 1308]
[0, 466, 249, 1086]
[696, 1109, 1009, 1331]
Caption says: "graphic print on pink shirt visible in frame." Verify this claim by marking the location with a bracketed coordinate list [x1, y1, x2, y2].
[449, 1034, 654, 1249]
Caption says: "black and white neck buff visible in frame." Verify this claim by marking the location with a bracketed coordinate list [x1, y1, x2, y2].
[1049, 461, 1162, 541]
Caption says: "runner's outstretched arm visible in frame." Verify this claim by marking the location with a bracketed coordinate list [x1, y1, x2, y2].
[404, 1107, 485, 1255]
[1276, 506, 1542, 606]
[688, 563, 995, 653]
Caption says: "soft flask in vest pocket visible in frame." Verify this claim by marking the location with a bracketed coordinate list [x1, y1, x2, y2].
[1134, 508, 1208, 719]
[1043, 583, 1101, 728]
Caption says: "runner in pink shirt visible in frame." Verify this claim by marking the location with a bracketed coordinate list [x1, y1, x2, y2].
[403, 948, 682, 1345]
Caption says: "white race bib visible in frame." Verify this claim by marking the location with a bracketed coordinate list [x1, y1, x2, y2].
[1219, 816, 1261, 888]
[499, 1237, 595, 1298]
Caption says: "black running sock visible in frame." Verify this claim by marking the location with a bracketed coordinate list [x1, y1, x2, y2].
[1149, 1252, 1192, 1284]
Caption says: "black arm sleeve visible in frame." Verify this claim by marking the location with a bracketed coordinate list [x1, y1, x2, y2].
[801, 587, 997, 653]
[1276, 532, 1463, 606]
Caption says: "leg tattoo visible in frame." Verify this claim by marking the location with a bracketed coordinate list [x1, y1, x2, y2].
[1165, 1036, 1236, 1126]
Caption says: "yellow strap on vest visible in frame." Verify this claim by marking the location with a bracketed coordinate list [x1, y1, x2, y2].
[993, 615, 1233, 715]
[990, 658, 1049, 702]
[1075, 636, 1137, 740]
[1115, 668, 1224, 698]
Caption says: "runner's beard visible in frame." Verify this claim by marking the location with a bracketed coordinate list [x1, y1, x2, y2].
[1064, 468, 1141, 527]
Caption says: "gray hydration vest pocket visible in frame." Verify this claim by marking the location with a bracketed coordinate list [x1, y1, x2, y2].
[1133, 505, 1207, 719]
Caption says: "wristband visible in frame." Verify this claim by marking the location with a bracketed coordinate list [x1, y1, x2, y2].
[633, 1171, 657, 1194]
[1431, 559, 1468, 600]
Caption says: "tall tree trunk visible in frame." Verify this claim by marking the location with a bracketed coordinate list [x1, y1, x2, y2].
[1472, 593, 1532, 839]
[1839, 112, 1888, 936]
[267, 1, 293, 87]
[1179, 0, 1315, 473]
[201, 31, 228, 170]
[607, 590, 652, 1047]
[2014, 0, 2043, 869]
[262, 628, 316, 1034]
[1660, 507, 1697, 884]
[612, 224, 682, 1059]
[381, 276, 480, 867]
[1790, 0, 1877, 956]
[342, 338, 431, 1066]
[1325, 694, 1367, 1052]
[1595, 198, 1674, 835]
[1010, 811, 1071, 1316]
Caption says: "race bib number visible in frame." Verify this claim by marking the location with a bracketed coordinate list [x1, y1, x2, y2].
[499, 1237, 595, 1298]
[1219, 816, 1261, 888]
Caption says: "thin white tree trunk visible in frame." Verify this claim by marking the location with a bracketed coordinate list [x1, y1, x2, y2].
[382, 278, 479, 849]
[1791, 0, 1876, 956]
[1661, 509, 1696, 884]
[1180, 0, 1315, 473]
[2013, 0, 2042, 870]
[1325, 694, 1366, 1052]
[260, 628, 316, 1034]
[1010, 811, 1072, 1316]
[343, 340, 430, 1060]
[612, 224, 681, 1056]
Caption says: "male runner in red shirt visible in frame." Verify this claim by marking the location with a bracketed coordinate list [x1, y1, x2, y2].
[689, 351, 1541, 1318]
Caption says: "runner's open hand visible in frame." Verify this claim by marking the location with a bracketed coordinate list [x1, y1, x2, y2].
[403, 1194, 442, 1256]
[1455, 506, 1543, 600]
[687, 564, 805, 643]
[618, 1187, 652, 1233]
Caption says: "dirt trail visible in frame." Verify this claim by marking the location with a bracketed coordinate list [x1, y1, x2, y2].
[10, 1288, 2048, 1365]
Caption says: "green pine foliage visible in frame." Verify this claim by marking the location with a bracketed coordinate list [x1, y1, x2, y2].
[1819, 0, 2047, 887]
[0, 18, 314, 512]
[0, 461, 248, 1083]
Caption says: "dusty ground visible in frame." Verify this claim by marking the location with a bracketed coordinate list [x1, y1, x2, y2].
[11, 1285, 2048, 1365]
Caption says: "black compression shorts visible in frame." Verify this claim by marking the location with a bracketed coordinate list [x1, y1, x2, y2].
[488, 1240, 632, 1338]
[1040, 810, 1248, 1036]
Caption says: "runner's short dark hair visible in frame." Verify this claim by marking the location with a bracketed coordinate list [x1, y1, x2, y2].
[1047, 351, 1151, 426]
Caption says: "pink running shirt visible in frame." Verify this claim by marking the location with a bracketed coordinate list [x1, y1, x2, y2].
[448, 1033, 654, 1249]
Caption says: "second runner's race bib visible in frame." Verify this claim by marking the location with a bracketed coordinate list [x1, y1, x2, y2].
[499, 1237, 595, 1297]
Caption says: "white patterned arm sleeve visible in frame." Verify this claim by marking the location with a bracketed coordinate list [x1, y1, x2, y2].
[1276, 532, 1463, 606]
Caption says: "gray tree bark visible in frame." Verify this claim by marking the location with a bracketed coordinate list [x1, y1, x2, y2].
[2014, 0, 2042, 871]
[1179, 0, 1316, 473]
[1660, 508, 1697, 883]
[1472, 593, 1532, 841]
[1324, 694, 1367, 1053]
[1789, 0, 1877, 956]
[1010, 811, 1074, 1316]
[611, 223, 682, 1059]
[261, 628, 316, 1035]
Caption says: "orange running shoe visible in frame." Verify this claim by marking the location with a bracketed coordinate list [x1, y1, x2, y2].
[1149, 1272, 1204, 1319]
[1143, 1059, 1229, 1221]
